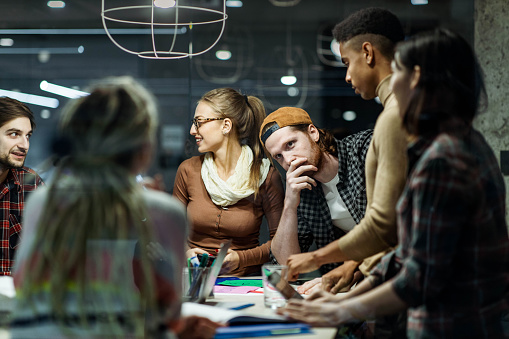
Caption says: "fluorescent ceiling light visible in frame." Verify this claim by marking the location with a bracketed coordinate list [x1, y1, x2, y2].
[40, 109, 51, 119]
[0, 47, 83, 55]
[47, 1, 65, 8]
[343, 110, 357, 121]
[0, 38, 14, 47]
[330, 40, 340, 58]
[216, 50, 232, 60]
[411, 0, 428, 4]
[287, 87, 299, 97]
[154, 0, 176, 8]
[0, 28, 186, 35]
[40, 81, 89, 99]
[226, 1, 243, 7]
[281, 75, 297, 86]
[0, 89, 59, 108]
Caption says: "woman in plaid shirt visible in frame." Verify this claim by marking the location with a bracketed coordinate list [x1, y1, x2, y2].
[281, 29, 509, 338]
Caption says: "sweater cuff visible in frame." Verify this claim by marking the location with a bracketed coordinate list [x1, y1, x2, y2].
[236, 250, 246, 270]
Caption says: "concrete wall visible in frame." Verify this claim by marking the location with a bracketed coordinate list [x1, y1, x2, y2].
[474, 0, 509, 229]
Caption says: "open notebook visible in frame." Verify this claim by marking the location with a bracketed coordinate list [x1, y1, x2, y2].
[181, 302, 291, 325]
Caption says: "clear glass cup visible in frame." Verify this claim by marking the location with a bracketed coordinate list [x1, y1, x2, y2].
[261, 264, 288, 309]
[182, 266, 213, 301]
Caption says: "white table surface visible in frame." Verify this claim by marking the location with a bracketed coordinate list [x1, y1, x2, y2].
[210, 292, 338, 339]
[0, 277, 338, 339]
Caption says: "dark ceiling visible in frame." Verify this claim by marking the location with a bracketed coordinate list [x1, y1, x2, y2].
[0, 1, 472, 31]
[0, 0, 474, 182]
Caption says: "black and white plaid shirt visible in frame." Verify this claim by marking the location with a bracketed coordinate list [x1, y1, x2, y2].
[271, 129, 373, 274]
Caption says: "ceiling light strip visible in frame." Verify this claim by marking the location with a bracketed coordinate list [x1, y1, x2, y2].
[0, 47, 82, 54]
[0, 89, 59, 108]
[0, 28, 186, 35]
[40, 81, 89, 99]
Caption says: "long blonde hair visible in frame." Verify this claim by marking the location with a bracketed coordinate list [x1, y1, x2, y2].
[199, 88, 267, 195]
[19, 76, 160, 334]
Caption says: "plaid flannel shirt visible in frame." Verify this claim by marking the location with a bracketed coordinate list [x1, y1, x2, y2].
[371, 129, 509, 338]
[271, 129, 373, 274]
[0, 167, 43, 276]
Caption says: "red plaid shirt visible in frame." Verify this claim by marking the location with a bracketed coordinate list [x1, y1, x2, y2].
[0, 167, 43, 276]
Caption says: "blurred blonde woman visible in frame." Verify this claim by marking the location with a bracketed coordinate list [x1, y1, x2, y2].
[10, 77, 219, 339]
[173, 88, 284, 276]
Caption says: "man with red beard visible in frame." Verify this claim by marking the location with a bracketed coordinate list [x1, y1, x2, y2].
[0, 97, 43, 276]
[260, 107, 372, 292]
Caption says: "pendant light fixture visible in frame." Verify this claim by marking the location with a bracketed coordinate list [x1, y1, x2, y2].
[101, 0, 228, 59]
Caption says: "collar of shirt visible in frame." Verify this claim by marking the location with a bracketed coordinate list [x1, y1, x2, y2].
[375, 74, 393, 107]
[2, 169, 24, 193]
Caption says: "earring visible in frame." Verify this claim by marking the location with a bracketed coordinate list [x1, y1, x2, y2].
[222, 130, 227, 135]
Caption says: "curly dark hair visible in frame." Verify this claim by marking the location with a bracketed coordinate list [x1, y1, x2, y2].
[332, 7, 404, 59]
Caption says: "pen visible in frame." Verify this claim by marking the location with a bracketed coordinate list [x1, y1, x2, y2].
[230, 303, 255, 310]
[189, 256, 201, 283]
[186, 258, 193, 287]
[199, 253, 209, 268]
[188, 268, 205, 301]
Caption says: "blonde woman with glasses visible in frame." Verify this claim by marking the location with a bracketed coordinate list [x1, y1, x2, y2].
[173, 88, 284, 276]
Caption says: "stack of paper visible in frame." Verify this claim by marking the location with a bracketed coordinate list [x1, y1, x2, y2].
[0, 276, 16, 312]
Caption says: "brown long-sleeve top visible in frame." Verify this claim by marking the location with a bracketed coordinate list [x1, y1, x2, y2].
[173, 155, 284, 276]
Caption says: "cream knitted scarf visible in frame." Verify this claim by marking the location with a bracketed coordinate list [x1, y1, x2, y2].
[201, 145, 270, 207]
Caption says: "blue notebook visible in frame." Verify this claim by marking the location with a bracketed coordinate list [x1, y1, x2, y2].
[214, 323, 311, 338]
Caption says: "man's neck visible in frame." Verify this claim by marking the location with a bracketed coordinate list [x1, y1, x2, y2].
[375, 58, 393, 83]
[314, 153, 339, 184]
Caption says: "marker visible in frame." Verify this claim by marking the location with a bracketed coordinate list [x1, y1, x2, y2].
[199, 253, 209, 268]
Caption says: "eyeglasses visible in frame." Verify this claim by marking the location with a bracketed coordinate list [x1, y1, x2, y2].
[191, 117, 225, 129]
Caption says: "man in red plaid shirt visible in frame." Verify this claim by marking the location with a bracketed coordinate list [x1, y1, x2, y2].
[0, 97, 43, 276]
